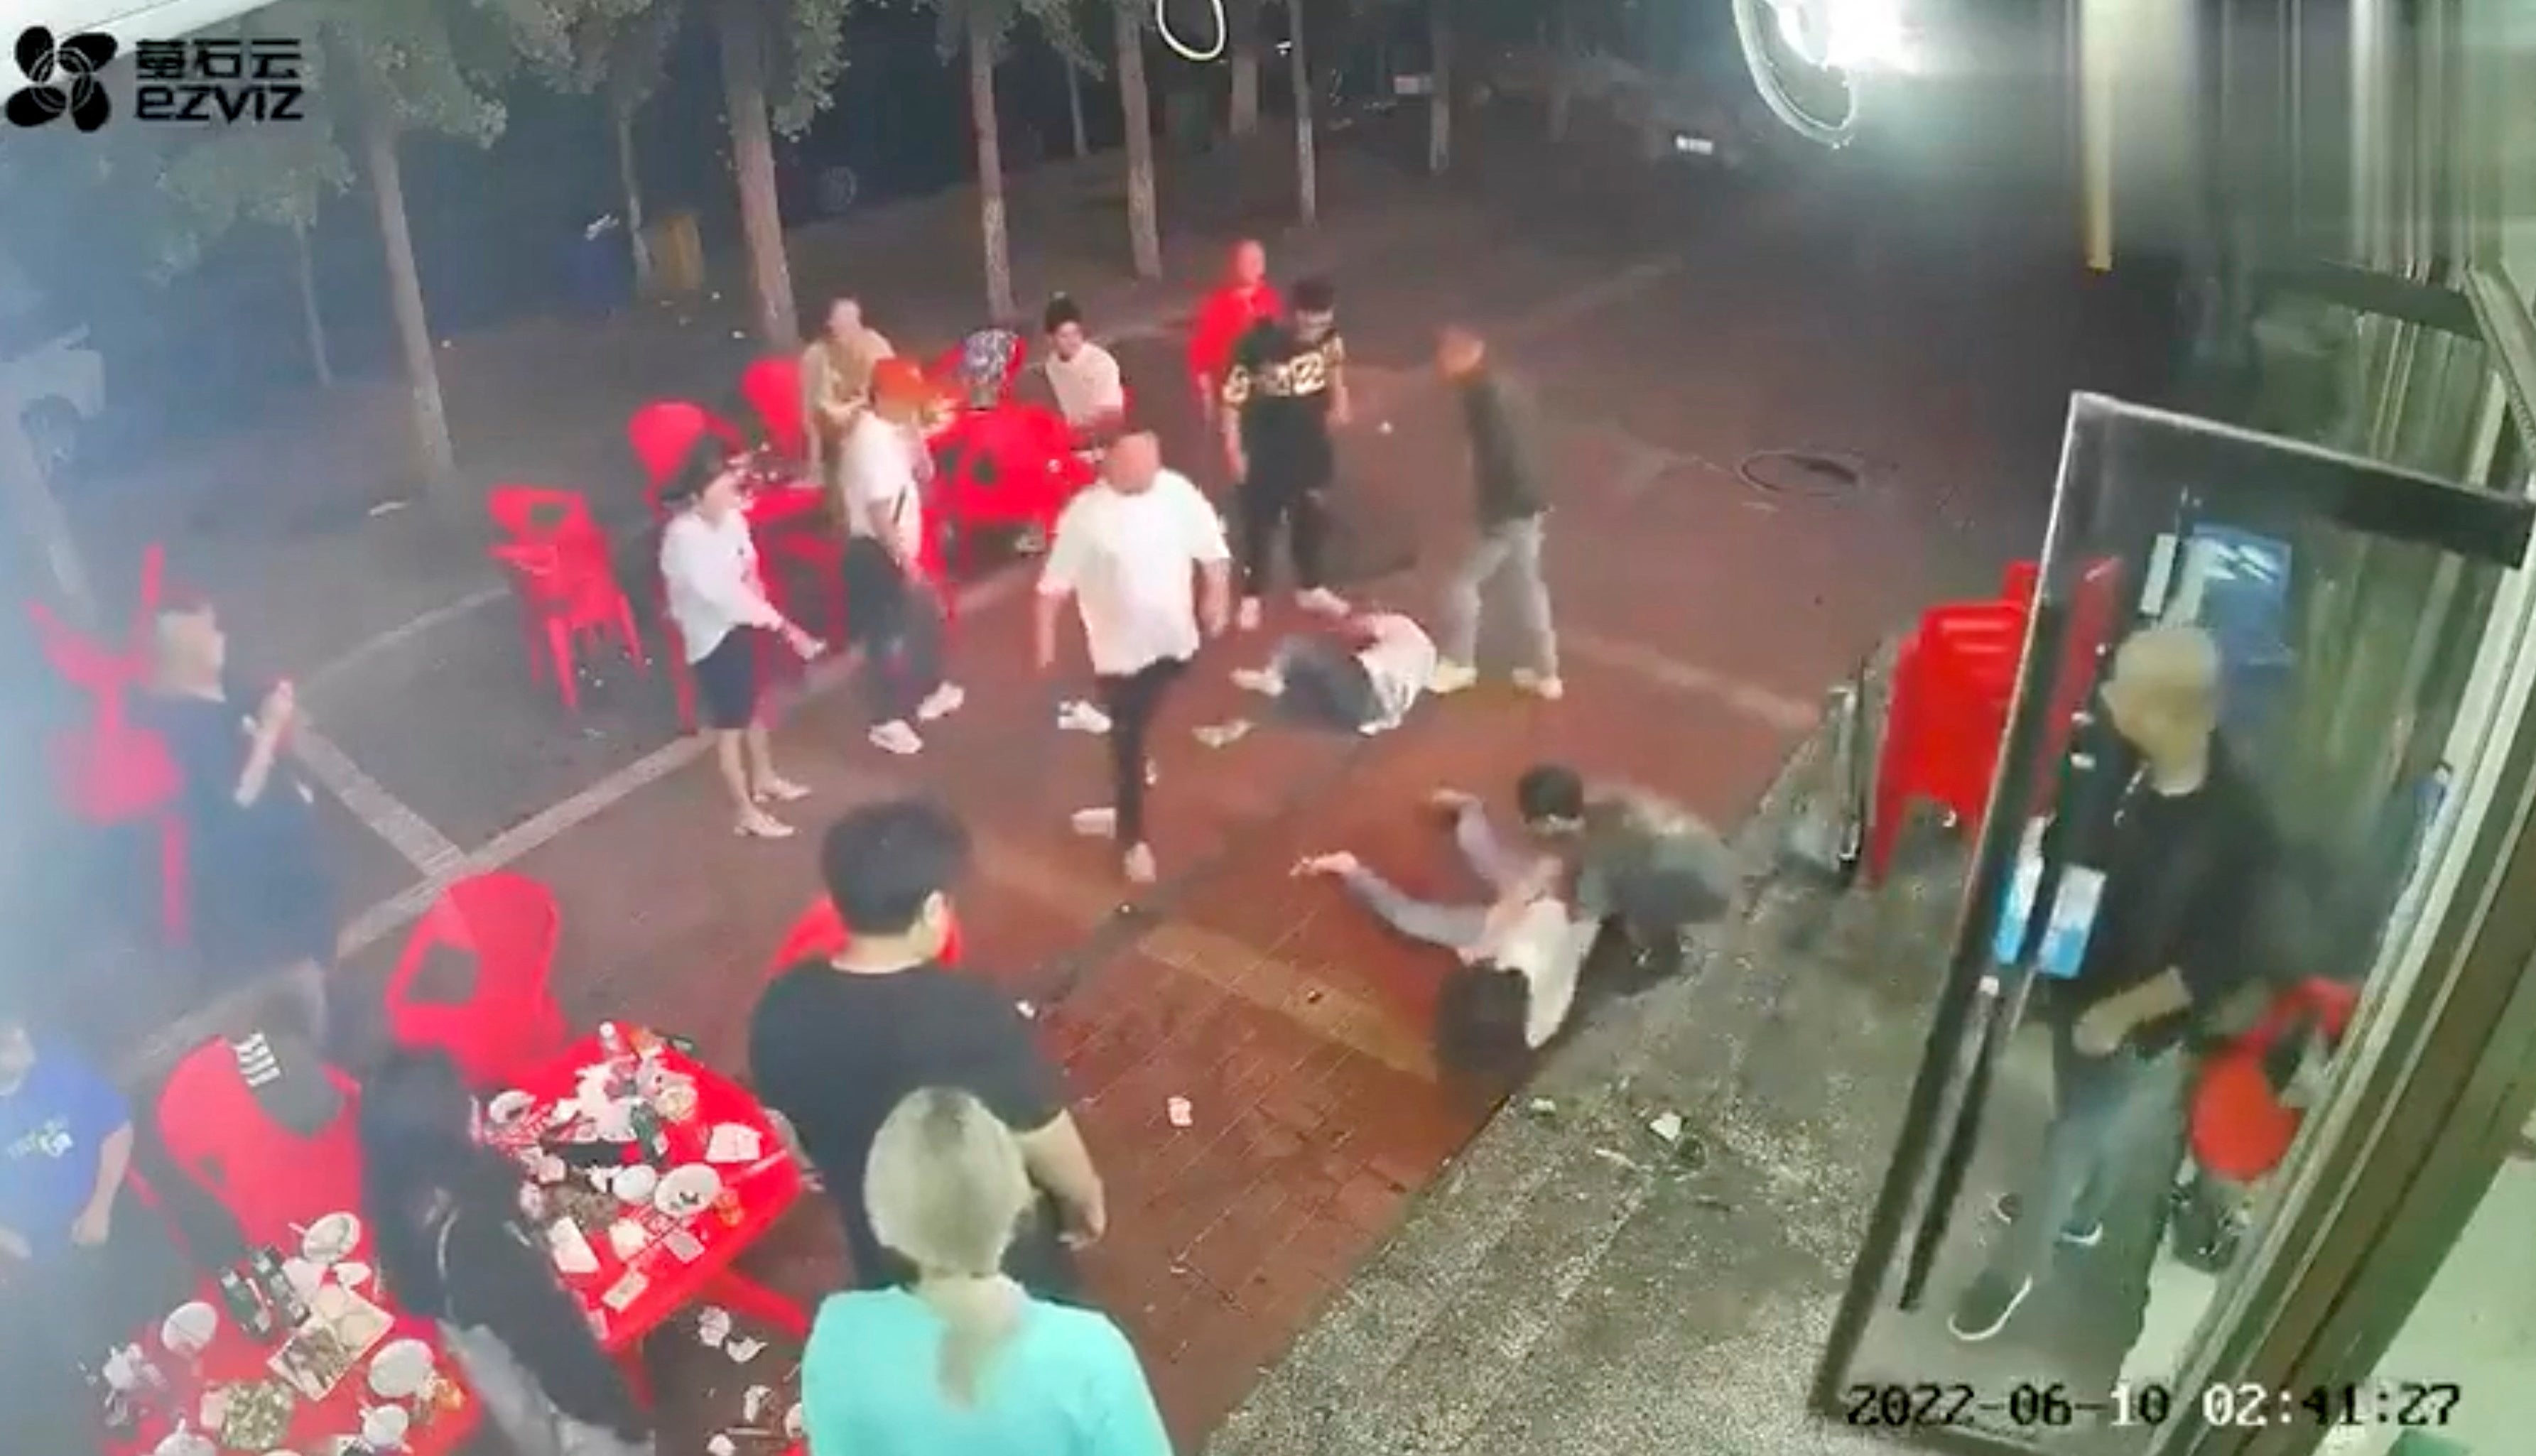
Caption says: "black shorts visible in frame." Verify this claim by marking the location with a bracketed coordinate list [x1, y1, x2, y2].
[691, 629, 761, 731]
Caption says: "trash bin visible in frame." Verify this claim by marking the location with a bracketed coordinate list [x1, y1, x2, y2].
[644, 212, 705, 298]
[568, 214, 634, 316]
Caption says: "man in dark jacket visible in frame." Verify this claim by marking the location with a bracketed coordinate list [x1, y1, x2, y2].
[1429, 325, 1559, 699]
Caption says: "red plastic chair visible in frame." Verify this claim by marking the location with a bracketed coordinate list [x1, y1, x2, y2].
[383, 872, 572, 1091]
[628, 401, 748, 491]
[27, 543, 190, 943]
[929, 403, 1093, 604]
[489, 484, 612, 566]
[740, 356, 808, 464]
[767, 896, 963, 976]
[158, 1038, 364, 1250]
[1865, 557, 2125, 883]
[492, 540, 648, 715]
[2190, 977, 2361, 1183]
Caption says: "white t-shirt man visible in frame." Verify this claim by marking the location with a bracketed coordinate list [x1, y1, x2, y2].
[659, 510, 779, 662]
[1039, 469, 1230, 678]
[1046, 342, 1126, 432]
[1353, 613, 1438, 734]
[840, 410, 926, 567]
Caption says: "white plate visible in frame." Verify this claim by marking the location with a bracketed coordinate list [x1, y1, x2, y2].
[367, 1337, 434, 1399]
[485, 1090, 535, 1127]
[298, 1212, 362, 1265]
[653, 1164, 723, 1218]
[612, 1166, 660, 1205]
[161, 1300, 217, 1354]
[333, 1261, 372, 1290]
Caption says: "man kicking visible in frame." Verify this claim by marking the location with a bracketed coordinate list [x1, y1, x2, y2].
[1293, 791, 1598, 1071]
[1230, 607, 1437, 737]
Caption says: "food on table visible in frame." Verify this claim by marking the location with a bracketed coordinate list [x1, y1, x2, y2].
[704, 1124, 764, 1166]
[296, 1214, 361, 1266]
[546, 1183, 616, 1230]
[485, 1090, 536, 1127]
[651, 1077, 700, 1124]
[365, 1339, 434, 1400]
[606, 1218, 649, 1260]
[216, 1378, 296, 1450]
[654, 1164, 723, 1219]
[161, 1301, 219, 1356]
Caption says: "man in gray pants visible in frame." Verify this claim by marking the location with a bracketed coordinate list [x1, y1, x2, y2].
[1429, 326, 1561, 700]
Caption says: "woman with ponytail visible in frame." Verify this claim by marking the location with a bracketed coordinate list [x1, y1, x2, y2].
[801, 1088, 1171, 1455]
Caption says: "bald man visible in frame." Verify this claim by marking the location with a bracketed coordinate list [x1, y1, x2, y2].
[1952, 624, 2279, 1344]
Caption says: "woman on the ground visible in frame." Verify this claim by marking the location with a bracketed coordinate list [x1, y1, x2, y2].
[358, 1050, 654, 1456]
[801, 1087, 1171, 1455]
[656, 442, 825, 839]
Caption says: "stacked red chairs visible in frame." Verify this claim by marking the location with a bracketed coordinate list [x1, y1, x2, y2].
[1865, 556, 2126, 884]
[489, 538, 647, 715]
[383, 871, 573, 1092]
[26, 543, 190, 944]
[627, 399, 749, 496]
[158, 1038, 365, 1251]
[739, 356, 808, 465]
[927, 402, 1093, 619]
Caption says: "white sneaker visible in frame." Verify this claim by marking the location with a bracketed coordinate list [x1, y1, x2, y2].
[916, 683, 966, 722]
[753, 776, 812, 804]
[1236, 597, 1264, 631]
[1512, 670, 1566, 701]
[1296, 587, 1350, 616]
[1429, 661, 1480, 695]
[1070, 806, 1118, 837]
[1056, 699, 1112, 734]
[868, 720, 923, 756]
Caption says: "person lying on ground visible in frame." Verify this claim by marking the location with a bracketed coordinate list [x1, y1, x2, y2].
[1230, 608, 1438, 737]
[1513, 764, 1742, 975]
[1291, 794, 1599, 1075]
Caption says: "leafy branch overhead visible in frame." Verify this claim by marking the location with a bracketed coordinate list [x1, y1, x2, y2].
[926, 0, 1098, 72]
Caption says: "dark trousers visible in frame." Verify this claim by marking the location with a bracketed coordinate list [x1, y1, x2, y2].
[841, 538, 944, 726]
[1236, 472, 1331, 597]
[1095, 655, 1189, 849]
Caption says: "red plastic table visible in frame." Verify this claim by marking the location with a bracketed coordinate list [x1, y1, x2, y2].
[105, 1229, 479, 1456]
[482, 1033, 810, 1402]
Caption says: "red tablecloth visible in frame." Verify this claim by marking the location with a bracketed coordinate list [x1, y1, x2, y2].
[107, 1229, 478, 1456]
[482, 1035, 803, 1353]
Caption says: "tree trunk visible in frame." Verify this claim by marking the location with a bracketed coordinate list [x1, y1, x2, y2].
[1063, 51, 1088, 158]
[290, 219, 334, 389]
[1546, 2, 1574, 143]
[358, 99, 457, 496]
[1228, 0, 1259, 137]
[1115, 0, 1162, 278]
[1287, 0, 1315, 224]
[0, 408, 92, 626]
[717, 0, 798, 348]
[968, 6, 1016, 321]
[612, 97, 654, 292]
[1426, 0, 1452, 175]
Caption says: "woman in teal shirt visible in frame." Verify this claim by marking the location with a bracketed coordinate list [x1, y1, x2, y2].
[803, 1087, 1173, 1455]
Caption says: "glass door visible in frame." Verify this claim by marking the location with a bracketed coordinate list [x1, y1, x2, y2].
[1809, 387, 2532, 1456]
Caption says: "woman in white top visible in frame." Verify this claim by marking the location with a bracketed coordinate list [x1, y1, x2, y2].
[1293, 790, 1598, 1075]
[1230, 609, 1438, 736]
[656, 445, 825, 839]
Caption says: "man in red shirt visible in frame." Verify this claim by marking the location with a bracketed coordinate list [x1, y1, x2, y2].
[1187, 239, 1282, 435]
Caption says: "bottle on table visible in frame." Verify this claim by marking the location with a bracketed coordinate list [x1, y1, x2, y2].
[217, 1267, 276, 1342]
[252, 1246, 310, 1330]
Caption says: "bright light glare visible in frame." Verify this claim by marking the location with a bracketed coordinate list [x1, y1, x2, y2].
[1825, 0, 1916, 70]
[1768, 0, 1918, 72]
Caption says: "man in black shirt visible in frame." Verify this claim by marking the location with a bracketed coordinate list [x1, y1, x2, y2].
[748, 800, 1107, 1297]
[1952, 625, 2277, 1342]
[135, 601, 337, 1045]
[1220, 276, 1353, 631]
[1429, 325, 1560, 700]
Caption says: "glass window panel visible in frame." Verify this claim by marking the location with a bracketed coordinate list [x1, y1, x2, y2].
[1816, 393, 2529, 1455]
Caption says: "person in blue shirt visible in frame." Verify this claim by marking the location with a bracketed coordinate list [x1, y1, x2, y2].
[803, 1087, 1172, 1456]
[0, 1007, 184, 1443]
